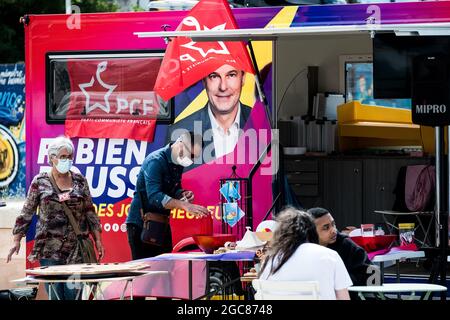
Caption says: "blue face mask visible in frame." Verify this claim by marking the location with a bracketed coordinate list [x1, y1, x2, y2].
[55, 159, 73, 174]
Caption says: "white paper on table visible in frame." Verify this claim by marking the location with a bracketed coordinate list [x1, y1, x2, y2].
[236, 227, 266, 250]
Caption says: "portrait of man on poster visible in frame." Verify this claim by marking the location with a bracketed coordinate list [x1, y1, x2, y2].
[167, 64, 253, 163]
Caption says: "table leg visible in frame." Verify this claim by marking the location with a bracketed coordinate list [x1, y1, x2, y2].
[423, 219, 433, 247]
[48, 283, 52, 300]
[419, 214, 434, 247]
[396, 261, 401, 299]
[378, 292, 387, 300]
[87, 283, 97, 300]
[205, 261, 211, 300]
[76, 284, 84, 300]
[130, 280, 134, 300]
[408, 292, 416, 300]
[381, 214, 398, 235]
[49, 283, 61, 300]
[120, 280, 130, 300]
[90, 284, 98, 300]
[96, 283, 105, 300]
[189, 260, 193, 300]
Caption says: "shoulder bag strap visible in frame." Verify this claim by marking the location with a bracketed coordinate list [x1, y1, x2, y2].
[48, 172, 82, 237]
[136, 189, 147, 220]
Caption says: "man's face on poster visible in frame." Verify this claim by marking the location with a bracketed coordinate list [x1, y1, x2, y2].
[203, 64, 245, 116]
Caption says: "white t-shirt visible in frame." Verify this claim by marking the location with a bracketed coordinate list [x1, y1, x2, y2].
[259, 243, 353, 300]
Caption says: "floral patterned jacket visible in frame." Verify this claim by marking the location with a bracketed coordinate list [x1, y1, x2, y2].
[13, 171, 101, 264]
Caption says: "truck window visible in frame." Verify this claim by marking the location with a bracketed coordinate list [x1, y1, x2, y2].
[46, 52, 172, 124]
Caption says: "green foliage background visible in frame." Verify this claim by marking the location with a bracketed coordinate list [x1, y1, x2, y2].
[0, 0, 119, 63]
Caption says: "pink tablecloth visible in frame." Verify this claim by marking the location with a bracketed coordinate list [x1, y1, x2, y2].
[367, 244, 418, 260]
[102, 259, 207, 300]
[102, 251, 255, 299]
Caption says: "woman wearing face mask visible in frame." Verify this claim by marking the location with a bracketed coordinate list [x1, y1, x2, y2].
[126, 131, 210, 261]
[6, 136, 104, 300]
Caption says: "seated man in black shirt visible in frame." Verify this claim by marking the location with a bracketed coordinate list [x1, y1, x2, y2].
[307, 207, 375, 287]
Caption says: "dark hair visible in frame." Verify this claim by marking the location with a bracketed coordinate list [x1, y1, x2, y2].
[307, 207, 331, 220]
[260, 207, 319, 276]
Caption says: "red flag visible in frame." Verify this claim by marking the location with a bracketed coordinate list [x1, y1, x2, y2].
[154, 0, 255, 101]
[64, 58, 162, 141]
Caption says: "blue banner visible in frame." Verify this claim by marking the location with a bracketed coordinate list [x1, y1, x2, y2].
[0, 63, 25, 197]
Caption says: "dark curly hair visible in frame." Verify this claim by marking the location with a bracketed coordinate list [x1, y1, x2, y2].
[260, 207, 319, 276]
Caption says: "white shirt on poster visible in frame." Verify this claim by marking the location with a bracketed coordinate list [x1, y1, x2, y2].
[208, 104, 241, 159]
[259, 243, 353, 300]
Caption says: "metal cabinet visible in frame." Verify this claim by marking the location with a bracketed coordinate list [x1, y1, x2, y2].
[284, 158, 320, 209]
[322, 160, 363, 230]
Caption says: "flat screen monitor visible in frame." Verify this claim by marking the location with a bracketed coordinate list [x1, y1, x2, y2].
[373, 34, 450, 99]
[345, 61, 411, 109]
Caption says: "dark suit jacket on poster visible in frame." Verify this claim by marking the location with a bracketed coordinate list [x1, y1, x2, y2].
[167, 103, 252, 162]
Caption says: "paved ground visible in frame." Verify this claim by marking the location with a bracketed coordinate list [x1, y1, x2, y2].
[385, 260, 450, 278]
[0, 198, 48, 299]
[0, 199, 26, 291]
[1, 198, 447, 300]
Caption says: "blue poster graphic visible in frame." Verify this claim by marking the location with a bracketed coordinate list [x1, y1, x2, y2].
[223, 202, 245, 228]
[221, 181, 244, 227]
[0, 64, 26, 198]
[220, 181, 241, 203]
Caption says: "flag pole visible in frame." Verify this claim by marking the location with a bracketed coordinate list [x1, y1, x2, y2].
[247, 40, 283, 216]
[247, 41, 273, 129]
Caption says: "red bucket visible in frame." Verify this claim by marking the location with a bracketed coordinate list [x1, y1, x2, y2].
[193, 234, 237, 254]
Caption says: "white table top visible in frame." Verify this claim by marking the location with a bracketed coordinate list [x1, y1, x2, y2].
[139, 250, 256, 262]
[349, 283, 447, 293]
[371, 250, 425, 263]
[25, 262, 149, 277]
[12, 271, 168, 284]
[374, 210, 433, 216]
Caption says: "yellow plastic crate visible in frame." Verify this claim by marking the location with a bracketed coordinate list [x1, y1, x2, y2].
[336, 101, 426, 152]
[337, 101, 413, 124]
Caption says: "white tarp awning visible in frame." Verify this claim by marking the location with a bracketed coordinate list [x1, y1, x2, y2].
[134, 22, 450, 41]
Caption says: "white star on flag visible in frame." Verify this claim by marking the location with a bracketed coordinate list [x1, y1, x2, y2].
[180, 23, 230, 57]
[79, 61, 117, 114]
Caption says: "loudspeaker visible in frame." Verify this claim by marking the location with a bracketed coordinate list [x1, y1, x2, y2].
[412, 54, 450, 126]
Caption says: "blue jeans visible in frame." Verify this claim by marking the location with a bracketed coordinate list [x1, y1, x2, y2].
[39, 259, 82, 300]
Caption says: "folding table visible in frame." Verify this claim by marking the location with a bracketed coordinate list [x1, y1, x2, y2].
[374, 210, 434, 246]
[371, 250, 425, 284]
[349, 283, 447, 300]
[13, 272, 166, 300]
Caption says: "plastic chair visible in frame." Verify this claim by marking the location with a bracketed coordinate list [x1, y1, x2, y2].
[252, 279, 320, 300]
